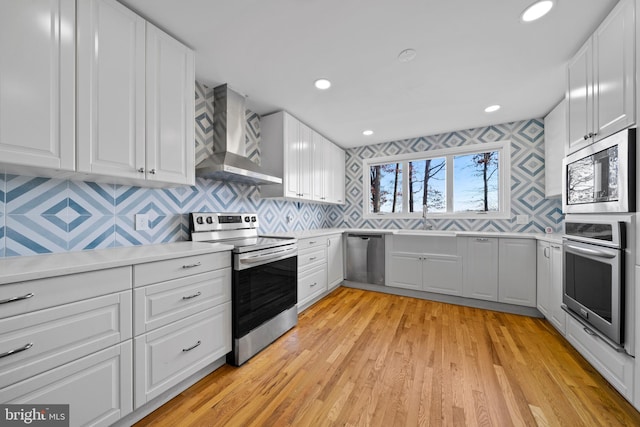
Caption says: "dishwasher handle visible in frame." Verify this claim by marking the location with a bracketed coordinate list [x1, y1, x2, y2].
[347, 234, 384, 240]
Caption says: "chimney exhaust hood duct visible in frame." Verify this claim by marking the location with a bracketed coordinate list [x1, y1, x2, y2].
[196, 84, 282, 185]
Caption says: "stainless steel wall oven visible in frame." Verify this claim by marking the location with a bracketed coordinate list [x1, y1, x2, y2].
[563, 219, 625, 347]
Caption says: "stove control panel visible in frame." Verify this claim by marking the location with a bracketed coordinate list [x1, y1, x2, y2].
[190, 212, 259, 233]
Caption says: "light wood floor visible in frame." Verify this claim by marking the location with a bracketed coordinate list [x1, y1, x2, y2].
[135, 287, 640, 426]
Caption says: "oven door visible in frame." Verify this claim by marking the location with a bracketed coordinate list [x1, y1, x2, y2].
[563, 239, 623, 344]
[232, 248, 297, 339]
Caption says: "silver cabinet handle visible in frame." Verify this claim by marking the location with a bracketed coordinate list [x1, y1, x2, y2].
[182, 340, 201, 352]
[149, 169, 156, 174]
[476, 238, 489, 242]
[138, 167, 145, 173]
[182, 262, 201, 269]
[309, 257, 317, 261]
[310, 282, 318, 287]
[309, 241, 317, 245]
[543, 247, 550, 258]
[0, 293, 34, 305]
[0, 343, 33, 359]
[182, 291, 202, 300]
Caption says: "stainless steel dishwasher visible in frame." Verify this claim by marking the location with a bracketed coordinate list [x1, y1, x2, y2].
[346, 233, 385, 285]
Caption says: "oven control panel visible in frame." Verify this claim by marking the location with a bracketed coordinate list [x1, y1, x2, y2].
[191, 212, 259, 232]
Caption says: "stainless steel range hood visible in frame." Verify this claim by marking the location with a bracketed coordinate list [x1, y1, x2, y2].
[196, 84, 282, 185]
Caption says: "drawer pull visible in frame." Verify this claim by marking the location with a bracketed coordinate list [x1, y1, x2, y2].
[476, 238, 489, 242]
[0, 343, 33, 359]
[309, 241, 317, 245]
[584, 327, 596, 336]
[309, 257, 317, 261]
[182, 340, 201, 352]
[310, 282, 318, 287]
[0, 293, 34, 305]
[182, 291, 202, 300]
[182, 262, 202, 269]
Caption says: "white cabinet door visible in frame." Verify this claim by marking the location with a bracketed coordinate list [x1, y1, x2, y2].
[388, 253, 422, 290]
[0, 0, 75, 170]
[423, 255, 462, 296]
[498, 239, 536, 307]
[334, 145, 346, 204]
[548, 243, 566, 334]
[567, 40, 593, 155]
[0, 342, 133, 427]
[145, 23, 195, 186]
[593, 0, 635, 141]
[536, 241, 550, 317]
[77, 0, 146, 179]
[312, 132, 325, 201]
[463, 237, 499, 301]
[543, 100, 566, 198]
[283, 114, 301, 198]
[327, 234, 344, 290]
[298, 123, 313, 200]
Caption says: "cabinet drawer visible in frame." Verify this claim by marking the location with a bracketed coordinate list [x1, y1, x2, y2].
[0, 341, 133, 427]
[0, 267, 131, 319]
[133, 252, 230, 287]
[566, 315, 634, 399]
[297, 236, 327, 251]
[0, 291, 132, 388]
[298, 247, 326, 270]
[133, 268, 231, 335]
[298, 264, 327, 304]
[134, 303, 231, 407]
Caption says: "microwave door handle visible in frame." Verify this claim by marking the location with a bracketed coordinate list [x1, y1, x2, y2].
[564, 243, 617, 259]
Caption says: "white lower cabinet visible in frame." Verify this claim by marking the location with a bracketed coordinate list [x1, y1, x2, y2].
[134, 303, 231, 407]
[389, 236, 462, 296]
[537, 241, 565, 334]
[463, 237, 499, 301]
[327, 234, 344, 290]
[297, 236, 329, 310]
[0, 341, 133, 427]
[498, 239, 537, 307]
[566, 315, 634, 400]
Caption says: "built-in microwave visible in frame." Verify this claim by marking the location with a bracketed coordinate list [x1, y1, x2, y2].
[562, 128, 636, 214]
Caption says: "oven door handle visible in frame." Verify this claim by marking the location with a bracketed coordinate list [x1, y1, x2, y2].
[564, 243, 617, 259]
[240, 247, 296, 264]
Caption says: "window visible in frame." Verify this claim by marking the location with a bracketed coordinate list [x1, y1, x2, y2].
[363, 141, 511, 219]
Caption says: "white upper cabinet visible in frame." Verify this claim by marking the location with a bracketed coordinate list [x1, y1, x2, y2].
[261, 111, 344, 203]
[567, 0, 635, 154]
[77, 0, 194, 186]
[145, 24, 195, 186]
[0, 0, 75, 171]
[77, 0, 146, 180]
[543, 99, 566, 198]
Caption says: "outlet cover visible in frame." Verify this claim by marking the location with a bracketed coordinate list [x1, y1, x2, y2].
[135, 214, 149, 231]
[516, 214, 529, 225]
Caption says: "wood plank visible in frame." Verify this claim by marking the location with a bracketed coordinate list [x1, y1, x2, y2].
[135, 287, 640, 426]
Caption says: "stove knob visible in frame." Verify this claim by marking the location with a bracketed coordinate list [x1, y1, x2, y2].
[251, 216, 257, 222]
[196, 217, 204, 225]
[244, 216, 250, 222]
[206, 216, 214, 224]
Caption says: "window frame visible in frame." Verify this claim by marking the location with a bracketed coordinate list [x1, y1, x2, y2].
[362, 140, 511, 220]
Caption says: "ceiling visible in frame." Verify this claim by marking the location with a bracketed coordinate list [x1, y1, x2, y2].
[120, 0, 618, 148]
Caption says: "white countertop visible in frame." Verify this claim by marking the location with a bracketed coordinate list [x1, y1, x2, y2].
[267, 228, 564, 243]
[0, 241, 233, 285]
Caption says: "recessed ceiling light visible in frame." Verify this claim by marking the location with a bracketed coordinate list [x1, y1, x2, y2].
[484, 105, 501, 113]
[363, 130, 374, 136]
[398, 48, 417, 63]
[314, 78, 331, 90]
[521, 0, 554, 22]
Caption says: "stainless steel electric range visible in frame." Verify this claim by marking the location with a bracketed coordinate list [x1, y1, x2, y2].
[189, 212, 298, 366]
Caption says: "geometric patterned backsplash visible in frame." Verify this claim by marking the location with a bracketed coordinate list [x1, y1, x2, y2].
[324, 119, 564, 233]
[0, 82, 562, 258]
